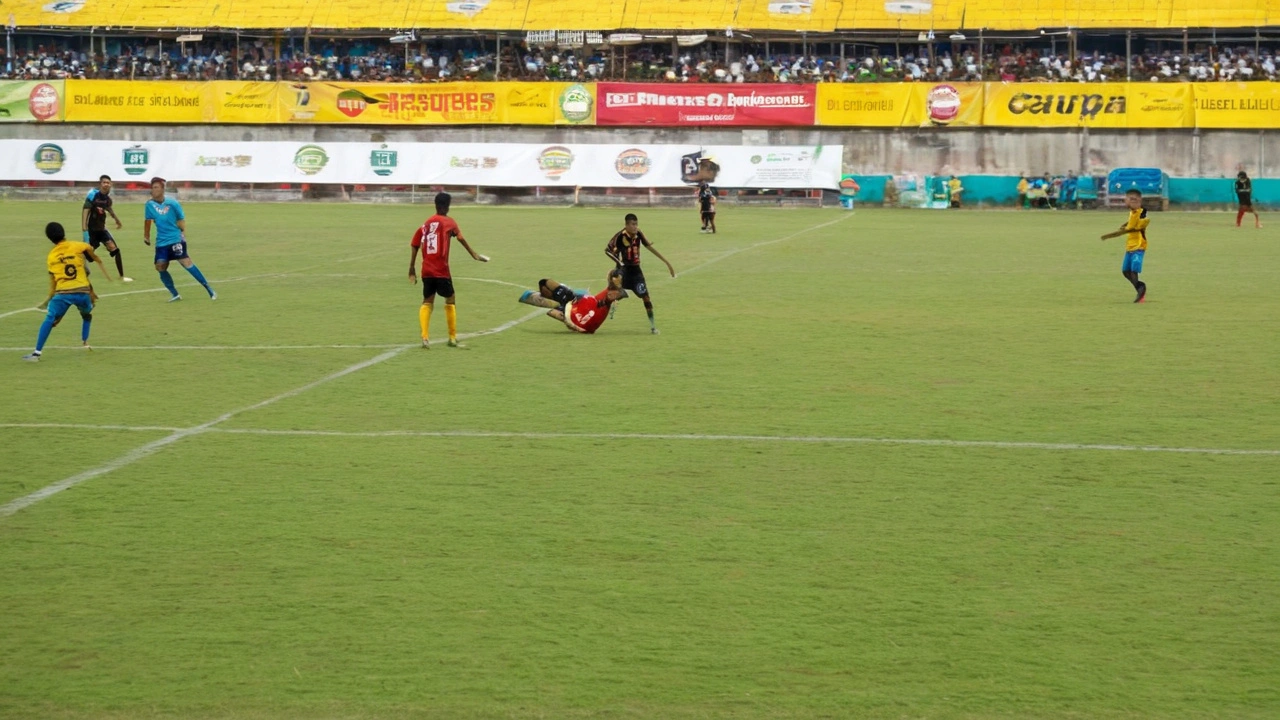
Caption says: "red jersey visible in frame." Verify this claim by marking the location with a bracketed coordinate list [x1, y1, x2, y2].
[411, 214, 461, 278]
[566, 290, 612, 334]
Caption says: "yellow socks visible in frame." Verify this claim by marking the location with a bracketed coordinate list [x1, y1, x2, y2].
[419, 304, 432, 340]
[445, 304, 458, 341]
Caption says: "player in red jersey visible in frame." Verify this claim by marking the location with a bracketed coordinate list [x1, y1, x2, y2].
[408, 192, 488, 348]
[518, 271, 627, 334]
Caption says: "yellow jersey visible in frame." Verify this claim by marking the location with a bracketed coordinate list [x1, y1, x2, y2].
[46, 240, 94, 294]
[1124, 208, 1150, 252]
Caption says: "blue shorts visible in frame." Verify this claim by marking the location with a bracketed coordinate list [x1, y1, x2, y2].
[155, 241, 190, 263]
[46, 293, 93, 321]
[1122, 250, 1145, 274]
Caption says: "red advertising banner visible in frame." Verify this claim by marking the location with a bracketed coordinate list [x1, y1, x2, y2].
[596, 83, 816, 126]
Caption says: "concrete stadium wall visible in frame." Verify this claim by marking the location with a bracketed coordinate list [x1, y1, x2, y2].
[2, 124, 1277, 180]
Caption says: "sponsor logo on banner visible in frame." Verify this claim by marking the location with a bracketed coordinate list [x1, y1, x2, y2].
[450, 155, 499, 169]
[926, 84, 961, 125]
[538, 146, 574, 179]
[337, 89, 381, 118]
[43, 0, 85, 12]
[370, 146, 398, 177]
[34, 143, 66, 175]
[768, 1, 812, 14]
[122, 145, 149, 175]
[598, 83, 815, 126]
[288, 84, 316, 120]
[446, 0, 489, 16]
[195, 154, 252, 167]
[681, 151, 720, 184]
[615, 149, 651, 180]
[1008, 91, 1126, 120]
[294, 145, 329, 175]
[29, 83, 61, 121]
[559, 84, 593, 124]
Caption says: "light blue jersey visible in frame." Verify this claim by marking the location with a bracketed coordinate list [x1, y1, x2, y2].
[145, 197, 185, 247]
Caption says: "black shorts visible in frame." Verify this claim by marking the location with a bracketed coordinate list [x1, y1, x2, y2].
[618, 265, 648, 296]
[88, 229, 116, 249]
[420, 276, 455, 300]
[1238, 193, 1253, 209]
[701, 210, 715, 221]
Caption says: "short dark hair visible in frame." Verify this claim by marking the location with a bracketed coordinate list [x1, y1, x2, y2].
[150, 176, 166, 186]
[624, 213, 638, 223]
[99, 174, 111, 182]
[434, 192, 451, 214]
[45, 222, 65, 243]
[1238, 171, 1248, 179]
[1125, 188, 1143, 198]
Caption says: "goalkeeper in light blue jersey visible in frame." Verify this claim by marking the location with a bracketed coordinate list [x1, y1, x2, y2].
[143, 177, 215, 302]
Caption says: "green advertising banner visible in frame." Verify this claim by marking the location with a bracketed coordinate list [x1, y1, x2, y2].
[0, 81, 64, 123]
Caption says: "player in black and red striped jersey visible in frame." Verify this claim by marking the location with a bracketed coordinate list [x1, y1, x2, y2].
[1235, 171, 1261, 228]
[605, 213, 675, 334]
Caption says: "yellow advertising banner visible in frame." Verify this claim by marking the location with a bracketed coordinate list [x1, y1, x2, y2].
[278, 81, 594, 125]
[816, 83, 983, 127]
[982, 82, 1194, 128]
[816, 84, 913, 126]
[1192, 82, 1280, 129]
[983, 82, 1132, 128]
[1126, 83, 1195, 128]
[212, 82, 282, 124]
[64, 80, 212, 123]
[904, 83, 985, 127]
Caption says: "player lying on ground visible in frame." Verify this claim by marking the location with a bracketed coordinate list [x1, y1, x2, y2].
[518, 272, 628, 334]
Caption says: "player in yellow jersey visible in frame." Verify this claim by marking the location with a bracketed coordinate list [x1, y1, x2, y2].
[1100, 189, 1150, 303]
[23, 222, 113, 362]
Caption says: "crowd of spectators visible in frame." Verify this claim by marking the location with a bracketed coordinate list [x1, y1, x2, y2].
[2, 37, 1278, 84]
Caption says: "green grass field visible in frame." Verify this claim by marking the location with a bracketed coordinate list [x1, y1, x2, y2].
[1, 201, 1277, 719]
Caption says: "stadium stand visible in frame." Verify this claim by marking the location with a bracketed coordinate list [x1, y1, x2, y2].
[5, 0, 1280, 30]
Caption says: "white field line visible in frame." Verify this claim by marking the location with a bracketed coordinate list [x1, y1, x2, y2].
[0, 344, 409, 351]
[3, 422, 1278, 457]
[678, 214, 853, 276]
[0, 310, 544, 519]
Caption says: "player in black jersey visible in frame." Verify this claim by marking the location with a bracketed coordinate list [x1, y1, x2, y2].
[1235, 171, 1261, 228]
[697, 181, 717, 234]
[82, 175, 132, 282]
[605, 213, 676, 334]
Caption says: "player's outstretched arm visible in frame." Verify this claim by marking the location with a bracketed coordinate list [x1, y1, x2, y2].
[648, 246, 677, 277]
[456, 236, 488, 262]
[37, 274, 55, 309]
[87, 249, 114, 281]
[108, 207, 123, 229]
[407, 244, 420, 284]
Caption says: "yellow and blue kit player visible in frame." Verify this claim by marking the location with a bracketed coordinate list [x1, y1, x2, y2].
[1100, 188, 1150, 303]
[24, 222, 113, 362]
[143, 176, 215, 302]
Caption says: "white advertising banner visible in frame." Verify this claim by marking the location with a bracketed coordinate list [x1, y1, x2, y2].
[0, 140, 842, 189]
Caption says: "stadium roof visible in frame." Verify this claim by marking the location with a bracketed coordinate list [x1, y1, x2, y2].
[4, 0, 1278, 31]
